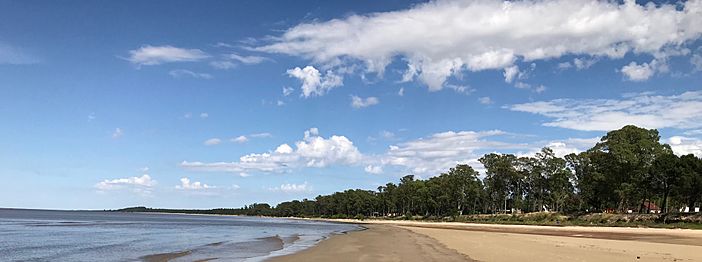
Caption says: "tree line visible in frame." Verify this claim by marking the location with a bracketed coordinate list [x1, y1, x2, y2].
[120, 126, 702, 219]
[273, 125, 702, 218]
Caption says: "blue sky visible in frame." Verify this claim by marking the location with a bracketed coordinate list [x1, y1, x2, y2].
[1, 0, 701, 209]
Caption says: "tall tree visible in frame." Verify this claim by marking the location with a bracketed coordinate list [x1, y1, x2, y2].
[588, 125, 671, 212]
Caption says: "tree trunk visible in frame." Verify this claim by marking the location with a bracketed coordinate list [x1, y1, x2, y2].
[662, 185, 669, 213]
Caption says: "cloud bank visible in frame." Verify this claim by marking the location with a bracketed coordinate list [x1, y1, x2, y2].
[258, 0, 702, 90]
[507, 91, 702, 131]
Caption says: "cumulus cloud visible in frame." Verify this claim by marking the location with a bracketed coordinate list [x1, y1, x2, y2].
[126, 45, 209, 66]
[231, 133, 272, 143]
[503, 65, 520, 83]
[286, 66, 343, 97]
[507, 91, 702, 131]
[365, 165, 384, 174]
[175, 177, 214, 190]
[169, 69, 213, 79]
[668, 136, 702, 157]
[231, 136, 249, 143]
[95, 174, 156, 192]
[181, 128, 362, 173]
[620, 59, 667, 81]
[350, 95, 380, 108]
[204, 138, 222, 146]
[269, 182, 311, 193]
[258, 0, 702, 90]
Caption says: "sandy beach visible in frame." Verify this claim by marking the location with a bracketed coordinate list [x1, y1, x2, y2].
[269, 224, 472, 262]
[270, 220, 702, 262]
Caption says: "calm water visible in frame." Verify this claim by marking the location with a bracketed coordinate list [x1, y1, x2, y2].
[0, 209, 360, 262]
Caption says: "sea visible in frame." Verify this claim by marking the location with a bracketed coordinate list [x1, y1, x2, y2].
[0, 208, 360, 262]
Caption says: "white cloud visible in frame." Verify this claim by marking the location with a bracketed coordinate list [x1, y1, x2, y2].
[350, 95, 380, 108]
[231, 135, 249, 143]
[507, 91, 702, 131]
[95, 174, 156, 192]
[296, 129, 363, 167]
[181, 128, 362, 173]
[573, 57, 598, 70]
[231, 133, 272, 143]
[398, 88, 405, 96]
[620, 59, 667, 81]
[503, 65, 519, 83]
[514, 82, 531, 89]
[277, 100, 285, 106]
[519, 137, 601, 158]
[126, 45, 209, 66]
[228, 53, 268, 65]
[169, 69, 213, 79]
[365, 165, 384, 174]
[282, 86, 295, 96]
[204, 138, 222, 146]
[270, 182, 311, 193]
[275, 143, 294, 154]
[184, 112, 193, 119]
[478, 96, 493, 105]
[258, 0, 702, 90]
[446, 84, 474, 95]
[200, 113, 209, 118]
[668, 136, 702, 157]
[379, 130, 525, 175]
[112, 128, 123, 139]
[250, 132, 273, 138]
[175, 177, 214, 190]
[286, 66, 343, 97]
[513, 81, 545, 93]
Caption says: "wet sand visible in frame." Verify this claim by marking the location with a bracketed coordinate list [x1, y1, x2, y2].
[270, 219, 702, 262]
[269, 224, 473, 262]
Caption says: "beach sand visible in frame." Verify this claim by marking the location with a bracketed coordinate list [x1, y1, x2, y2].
[269, 220, 702, 262]
[269, 224, 473, 262]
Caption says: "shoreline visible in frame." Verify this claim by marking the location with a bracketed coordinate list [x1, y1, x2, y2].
[269, 219, 702, 262]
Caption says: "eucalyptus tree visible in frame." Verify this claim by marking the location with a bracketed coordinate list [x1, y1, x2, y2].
[588, 125, 671, 212]
[651, 153, 681, 213]
[480, 153, 520, 213]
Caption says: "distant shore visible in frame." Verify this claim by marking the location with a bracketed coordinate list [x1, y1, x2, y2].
[269, 219, 702, 262]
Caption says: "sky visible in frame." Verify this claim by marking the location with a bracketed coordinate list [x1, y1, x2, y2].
[1, 0, 701, 210]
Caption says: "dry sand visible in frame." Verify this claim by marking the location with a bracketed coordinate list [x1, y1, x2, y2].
[269, 219, 702, 262]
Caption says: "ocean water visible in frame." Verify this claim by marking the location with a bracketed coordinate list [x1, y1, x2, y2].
[0, 209, 360, 262]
